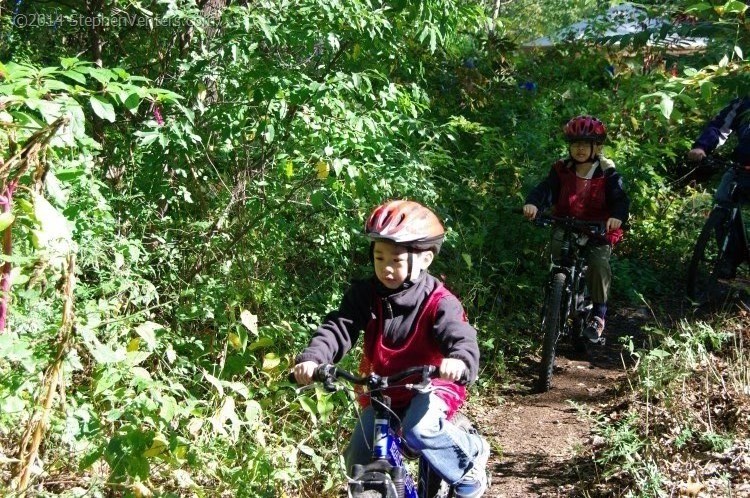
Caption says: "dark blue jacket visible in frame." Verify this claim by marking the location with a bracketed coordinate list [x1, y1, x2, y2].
[693, 96, 750, 164]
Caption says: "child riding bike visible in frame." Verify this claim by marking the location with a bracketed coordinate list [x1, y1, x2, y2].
[293, 200, 490, 498]
[522, 115, 630, 343]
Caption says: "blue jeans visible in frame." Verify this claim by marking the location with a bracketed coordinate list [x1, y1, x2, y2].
[344, 392, 482, 485]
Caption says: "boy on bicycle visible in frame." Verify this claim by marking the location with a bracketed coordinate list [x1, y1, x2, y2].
[293, 200, 489, 498]
[522, 115, 630, 343]
[687, 95, 750, 278]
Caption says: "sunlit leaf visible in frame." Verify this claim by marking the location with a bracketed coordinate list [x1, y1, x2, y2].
[241, 310, 258, 335]
[262, 353, 280, 371]
[90, 95, 116, 122]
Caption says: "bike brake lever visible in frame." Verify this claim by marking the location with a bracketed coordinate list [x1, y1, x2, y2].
[322, 378, 340, 393]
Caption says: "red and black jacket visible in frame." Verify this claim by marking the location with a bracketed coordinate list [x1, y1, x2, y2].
[295, 273, 479, 414]
[525, 158, 630, 245]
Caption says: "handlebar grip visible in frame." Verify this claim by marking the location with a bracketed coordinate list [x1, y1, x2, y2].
[288, 364, 335, 386]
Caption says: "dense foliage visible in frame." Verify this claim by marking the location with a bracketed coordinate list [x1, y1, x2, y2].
[0, 0, 748, 496]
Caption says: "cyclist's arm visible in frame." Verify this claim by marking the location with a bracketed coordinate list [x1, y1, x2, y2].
[692, 97, 744, 155]
[524, 164, 561, 213]
[432, 295, 480, 383]
[295, 280, 371, 367]
[605, 169, 630, 225]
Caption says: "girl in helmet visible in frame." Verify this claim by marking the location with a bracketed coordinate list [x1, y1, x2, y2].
[522, 115, 630, 343]
[293, 200, 489, 498]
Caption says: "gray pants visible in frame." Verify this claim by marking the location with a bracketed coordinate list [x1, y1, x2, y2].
[549, 228, 612, 304]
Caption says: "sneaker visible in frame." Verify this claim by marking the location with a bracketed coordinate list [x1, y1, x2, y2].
[583, 316, 605, 343]
[454, 436, 490, 498]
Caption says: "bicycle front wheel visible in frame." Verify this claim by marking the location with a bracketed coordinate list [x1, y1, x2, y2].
[686, 208, 732, 306]
[538, 273, 566, 392]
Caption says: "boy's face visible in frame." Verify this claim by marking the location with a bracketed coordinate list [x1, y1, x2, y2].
[569, 140, 602, 163]
[373, 241, 433, 289]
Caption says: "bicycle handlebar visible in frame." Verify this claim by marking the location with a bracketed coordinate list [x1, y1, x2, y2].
[317, 364, 440, 389]
[690, 155, 748, 173]
[290, 364, 467, 392]
[514, 208, 628, 236]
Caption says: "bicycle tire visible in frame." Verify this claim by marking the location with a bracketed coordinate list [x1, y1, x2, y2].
[686, 208, 732, 306]
[419, 413, 476, 498]
[538, 272, 566, 392]
[353, 491, 385, 498]
[570, 280, 591, 353]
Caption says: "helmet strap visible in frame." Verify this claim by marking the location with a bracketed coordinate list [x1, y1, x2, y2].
[407, 248, 416, 283]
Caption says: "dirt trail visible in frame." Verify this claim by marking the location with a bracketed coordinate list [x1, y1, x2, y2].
[468, 304, 652, 497]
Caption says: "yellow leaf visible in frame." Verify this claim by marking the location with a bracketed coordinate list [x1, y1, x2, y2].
[127, 338, 140, 352]
[174, 445, 188, 460]
[285, 159, 294, 178]
[316, 160, 329, 179]
[132, 481, 153, 498]
[0, 212, 15, 232]
[142, 434, 168, 458]
[228, 333, 242, 350]
[630, 116, 639, 131]
[197, 83, 207, 103]
[262, 353, 281, 371]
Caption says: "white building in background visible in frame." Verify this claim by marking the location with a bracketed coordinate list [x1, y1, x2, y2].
[522, 2, 708, 55]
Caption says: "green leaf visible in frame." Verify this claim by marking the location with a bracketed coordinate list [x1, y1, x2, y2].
[54, 168, 85, 181]
[79, 445, 105, 471]
[134, 321, 162, 351]
[134, 130, 160, 147]
[249, 337, 273, 351]
[60, 70, 86, 85]
[94, 370, 122, 395]
[203, 370, 224, 396]
[298, 395, 318, 424]
[0, 212, 15, 231]
[241, 310, 259, 335]
[683, 67, 698, 77]
[659, 95, 674, 120]
[88, 342, 125, 364]
[60, 58, 79, 70]
[42, 79, 72, 92]
[648, 348, 670, 359]
[90, 95, 116, 122]
[264, 122, 275, 143]
[685, 2, 713, 12]
[723, 0, 748, 14]
[245, 399, 262, 426]
[123, 93, 141, 114]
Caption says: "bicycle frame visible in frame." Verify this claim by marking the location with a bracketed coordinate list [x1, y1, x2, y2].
[311, 365, 449, 498]
[686, 162, 750, 305]
[540, 216, 601, 332]
[534, 214, 606, 391]
[354, 399, 418, 498]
